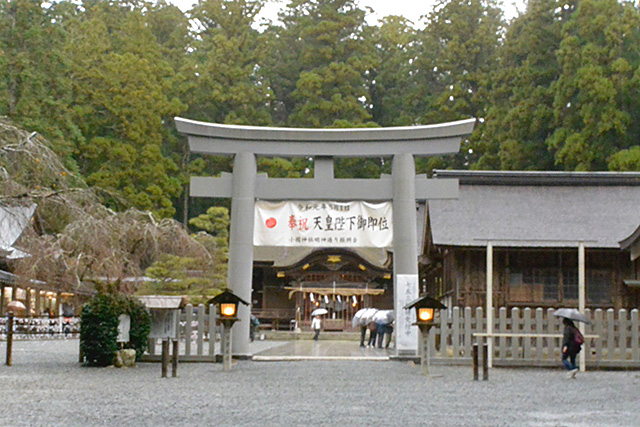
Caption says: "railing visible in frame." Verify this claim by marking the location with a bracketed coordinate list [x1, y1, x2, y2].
[32, 303, 632, 367]
[143, 304, 216, 362]
[251, 308, 295, 320]
[0, 316, 81, 340]
[251, 308, 296, 330]
[426, 307, 640, 368]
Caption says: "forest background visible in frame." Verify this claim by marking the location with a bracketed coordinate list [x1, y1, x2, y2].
[1, 0, 640, 301]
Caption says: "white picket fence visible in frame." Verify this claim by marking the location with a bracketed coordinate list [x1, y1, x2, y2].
[142, 304, 640, 367]
[428, 307, 640, 368]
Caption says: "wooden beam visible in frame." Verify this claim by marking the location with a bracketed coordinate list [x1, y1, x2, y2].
[190, 174, 458, 202]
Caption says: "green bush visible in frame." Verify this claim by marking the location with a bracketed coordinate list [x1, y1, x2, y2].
[80, 291, 151, 367]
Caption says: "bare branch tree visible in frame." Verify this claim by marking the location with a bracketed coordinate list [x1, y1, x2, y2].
[0, 118, 212, 294]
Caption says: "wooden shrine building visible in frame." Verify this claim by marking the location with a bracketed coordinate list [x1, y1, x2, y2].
[422, 170, 640, 311]
[252, 247, 395, 331]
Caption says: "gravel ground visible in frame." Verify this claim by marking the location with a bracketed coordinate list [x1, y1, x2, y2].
[1, 340, 639, 427]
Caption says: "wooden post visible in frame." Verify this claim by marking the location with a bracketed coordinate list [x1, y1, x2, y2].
[5, 313, 14, 366]
[197, 304, 205, 356]
[35, 290, 41, 316]
[25, 288, 31, 318]
[161, 339, 169, 378]
[473, 343, 479, 381]
[172, 339, 179, 377]
[482, 343, 489, 381]
[486, 241, 493, 368]
[184, 304, 193, 356]
[54, 292, 60, 317]
[208, 304, 217, 358]
[578, 241, 586, 372]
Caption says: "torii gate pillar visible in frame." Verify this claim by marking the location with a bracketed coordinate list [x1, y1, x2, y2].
[175, 117, 475, 357]
[226, 152, 256, 356]
[392, 153, 420, 355]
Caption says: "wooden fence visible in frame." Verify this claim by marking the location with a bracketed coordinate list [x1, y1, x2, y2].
[428, 307, 640, 368]
[141, 304, 640, 367]
[142, 304, 218, 362]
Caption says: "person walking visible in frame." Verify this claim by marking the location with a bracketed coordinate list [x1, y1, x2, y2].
[561, 317, 583, 378]
[311, 315, 322, 341]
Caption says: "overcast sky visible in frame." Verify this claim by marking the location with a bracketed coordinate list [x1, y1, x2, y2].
[169, 0, 526, 26]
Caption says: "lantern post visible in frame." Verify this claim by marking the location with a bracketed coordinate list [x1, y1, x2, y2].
[208, 291, 249, 371]
[404, 295, 447, 376]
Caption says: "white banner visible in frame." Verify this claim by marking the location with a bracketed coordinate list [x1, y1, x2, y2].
[254, 201, 393, 248]
[395, 274, 419, 354]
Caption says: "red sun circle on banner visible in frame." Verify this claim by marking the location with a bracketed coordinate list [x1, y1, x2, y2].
[265, 217, 277, 228]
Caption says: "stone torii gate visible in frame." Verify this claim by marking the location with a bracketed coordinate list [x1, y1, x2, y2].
[175, 117, 475, 357]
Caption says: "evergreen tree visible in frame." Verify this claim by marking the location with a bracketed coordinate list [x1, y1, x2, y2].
[479, 0, 566, 170]
[185, 0, 272, 125]
[413, 0, 503, 170]
[368, 16, 420, 127]
[0, 0, 78, 162]
[265, 0, 375, 128]
[549, 0, 640, 170]
[64, 1, 184, 217]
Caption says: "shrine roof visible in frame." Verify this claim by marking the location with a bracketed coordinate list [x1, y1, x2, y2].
[429, 170, 640, 249]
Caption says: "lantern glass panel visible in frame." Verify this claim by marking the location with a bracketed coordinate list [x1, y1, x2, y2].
[221, 303, 236, 317]
[418, 308, 434, 322]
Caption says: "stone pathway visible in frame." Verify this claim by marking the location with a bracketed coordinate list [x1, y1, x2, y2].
[252, 340, 391, 361]
[1, 339, 639, 426]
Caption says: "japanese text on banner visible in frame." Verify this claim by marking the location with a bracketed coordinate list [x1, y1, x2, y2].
[254, 201, 393, 248]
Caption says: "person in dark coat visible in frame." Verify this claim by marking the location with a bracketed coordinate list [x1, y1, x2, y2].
[250, 315, 260, 342]
[366, 321, 377, 347]
[359, 323, 367, 347]
[561, 317, 582, 378]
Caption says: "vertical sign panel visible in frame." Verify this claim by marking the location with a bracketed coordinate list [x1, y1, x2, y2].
[396, 274, 419, 354]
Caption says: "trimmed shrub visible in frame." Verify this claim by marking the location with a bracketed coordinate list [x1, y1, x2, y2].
[80, 291, 151, 367]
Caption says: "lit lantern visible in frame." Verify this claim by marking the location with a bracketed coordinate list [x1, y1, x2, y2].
[207, 290, 249, 321]
[404, 294, 447, 376]
[220, 303, 237, 318]
[418, 307, 434, 323]
[207, 290, 250, 372]
[404, 294, 446, 327]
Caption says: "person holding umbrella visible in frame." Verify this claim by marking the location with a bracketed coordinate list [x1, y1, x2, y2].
[310, 308, 327, 341]
[554, 308, 588, 378]
[311, 316, 322, 341]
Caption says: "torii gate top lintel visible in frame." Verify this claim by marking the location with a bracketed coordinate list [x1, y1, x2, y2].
[175, 116, 476, 157]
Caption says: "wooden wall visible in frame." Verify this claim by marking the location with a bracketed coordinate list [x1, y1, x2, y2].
[427, 247, 635, 310]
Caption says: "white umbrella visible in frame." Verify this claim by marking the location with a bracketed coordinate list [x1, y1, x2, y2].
[373, 310, 395, 325]
[311, 308, 328, 316]
[553, 308, 590, 324]
[360, 308, 379, 326]
[352, 308, 368, 328]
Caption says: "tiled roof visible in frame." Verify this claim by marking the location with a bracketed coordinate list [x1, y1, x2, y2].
[429, 170, 640, 248]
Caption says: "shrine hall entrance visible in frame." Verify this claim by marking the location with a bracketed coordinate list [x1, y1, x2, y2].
[251, 247, 394, 332]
